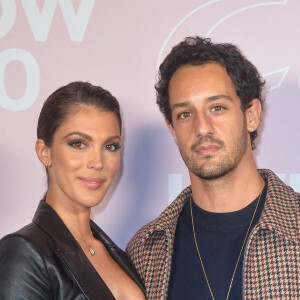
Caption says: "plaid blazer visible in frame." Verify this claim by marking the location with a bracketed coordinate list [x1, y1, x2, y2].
[126, 169, 300, 299]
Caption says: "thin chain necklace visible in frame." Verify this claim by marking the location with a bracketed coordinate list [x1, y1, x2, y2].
[189, 185, 264, 300]
[75, 231, 95, 255]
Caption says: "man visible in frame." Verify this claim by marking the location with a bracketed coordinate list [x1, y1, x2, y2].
[127, 37, 300, 299]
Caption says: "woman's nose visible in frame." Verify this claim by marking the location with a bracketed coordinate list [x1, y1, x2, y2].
[87, 149, 103, 170]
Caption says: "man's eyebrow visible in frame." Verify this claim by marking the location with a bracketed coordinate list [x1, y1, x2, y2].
[206, 94, 233, 102]
[171, 95, 233, 112]
[171, 102, 191, 112]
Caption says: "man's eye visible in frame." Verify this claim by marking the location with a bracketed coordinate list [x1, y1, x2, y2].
[105, 143, 121, 152]
[178, 112, 192, 119]
[211, 105, 225, 112]
[68, 140, 86, 149]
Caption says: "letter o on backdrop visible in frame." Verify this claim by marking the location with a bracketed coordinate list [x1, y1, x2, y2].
[0, 49, 40, 111]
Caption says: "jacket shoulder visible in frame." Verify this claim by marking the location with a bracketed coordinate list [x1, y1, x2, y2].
[125, 218, 161, 284]
[0, 223, 53, 299]
[1, 221, 54, 250]
[126, 217, 162, 256]
[127, 186, 191, 254]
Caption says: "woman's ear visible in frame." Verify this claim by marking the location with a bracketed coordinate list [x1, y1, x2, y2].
[35, 139, 51, 167]
[246, 99, 262, 133]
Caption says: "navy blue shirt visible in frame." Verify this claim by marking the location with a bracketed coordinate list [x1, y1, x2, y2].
[167, 183, 267, 300]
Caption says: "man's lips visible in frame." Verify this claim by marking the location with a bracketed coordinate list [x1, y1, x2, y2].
[78, 177, 105, 190]
[194, 144, 220, 155]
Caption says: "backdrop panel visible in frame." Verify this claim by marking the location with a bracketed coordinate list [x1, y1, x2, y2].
[1, 0, 299, 249]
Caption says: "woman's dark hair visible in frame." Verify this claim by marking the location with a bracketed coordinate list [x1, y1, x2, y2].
[37, 81, 122, 146]
[155, 36, 265, 149]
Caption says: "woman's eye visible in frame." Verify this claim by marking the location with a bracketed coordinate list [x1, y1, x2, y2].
[105, 143, 121, 152]
[68, 140, 86, 149]
[178, 111, 192, 119]
[211, 105, 225, 112]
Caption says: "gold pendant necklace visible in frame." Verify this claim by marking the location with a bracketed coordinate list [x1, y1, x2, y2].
[75, 231, 95, 256]
[189, 185, 264, 300]
[88, 247, 95, 255]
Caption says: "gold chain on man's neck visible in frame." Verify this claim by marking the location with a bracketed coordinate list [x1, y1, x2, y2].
[189, 185, 264, 300]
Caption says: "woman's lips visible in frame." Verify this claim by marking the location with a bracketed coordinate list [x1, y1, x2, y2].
[78, 177, 104, 190]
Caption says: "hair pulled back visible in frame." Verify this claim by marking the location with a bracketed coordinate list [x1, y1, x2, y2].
[37, 81, 121, 146]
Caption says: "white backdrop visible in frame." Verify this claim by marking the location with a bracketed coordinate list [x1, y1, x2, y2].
[1, 0, 300, 249]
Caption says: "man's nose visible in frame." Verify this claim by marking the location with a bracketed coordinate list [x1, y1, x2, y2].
[195, 113, 214, 137]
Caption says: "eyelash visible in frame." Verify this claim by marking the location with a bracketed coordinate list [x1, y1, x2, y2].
[68, 140, 121, 152]
[211, 105, 226, 112]
[177, 105, 226, 119]
[104, 143, 121, 152]
[177, 111, 192, 119]
[68, 140, 86, 149]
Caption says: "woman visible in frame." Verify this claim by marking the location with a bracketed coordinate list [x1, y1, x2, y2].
[0, 82, 145, 300]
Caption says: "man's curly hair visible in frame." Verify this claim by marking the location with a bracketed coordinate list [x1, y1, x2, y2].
[155, 36, 265, 149]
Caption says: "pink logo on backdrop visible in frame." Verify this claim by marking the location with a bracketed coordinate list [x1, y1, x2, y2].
[157, 0, 292, 91]
[158, 0, 290, 92]
[0, 0, 95, 111]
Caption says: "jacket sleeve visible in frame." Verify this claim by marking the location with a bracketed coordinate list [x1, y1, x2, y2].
[126, 232, 146, 282]
[0, 234, 52, 299]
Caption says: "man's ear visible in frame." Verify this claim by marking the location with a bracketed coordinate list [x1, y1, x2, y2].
[35, 139, 51, 167]
[245, 99, 262, 133]
[165, 118, 178, 145]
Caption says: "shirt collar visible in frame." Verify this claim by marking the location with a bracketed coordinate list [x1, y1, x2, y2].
[147, 169, 298, 242]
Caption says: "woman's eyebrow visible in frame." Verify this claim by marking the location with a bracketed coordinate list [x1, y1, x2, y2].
[63, 132, 93, 141]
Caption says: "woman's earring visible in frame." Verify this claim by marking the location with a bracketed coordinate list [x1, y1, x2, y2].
[46, 161, 49, 168]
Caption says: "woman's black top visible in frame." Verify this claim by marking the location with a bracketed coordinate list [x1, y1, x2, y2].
[0, 200, 145, 300]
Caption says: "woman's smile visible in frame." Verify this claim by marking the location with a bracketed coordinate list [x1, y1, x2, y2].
[78, 176, 106, 190]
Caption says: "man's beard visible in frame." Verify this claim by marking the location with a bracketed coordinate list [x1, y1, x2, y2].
[178, 121, 248, 181]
